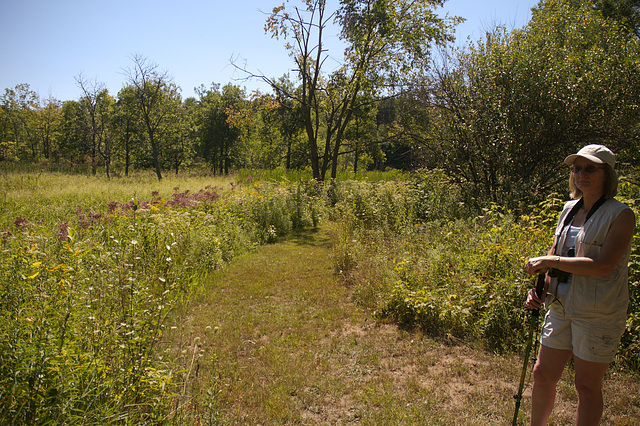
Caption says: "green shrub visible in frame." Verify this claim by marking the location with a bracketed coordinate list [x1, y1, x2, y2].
[335, 176, 640, 370]
[618, 178, 640, 371]
[371, 210, 551, 352]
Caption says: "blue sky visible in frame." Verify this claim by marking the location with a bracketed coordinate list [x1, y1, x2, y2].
[0, 0, 539, 102]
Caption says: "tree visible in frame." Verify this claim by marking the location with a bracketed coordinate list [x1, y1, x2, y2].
[1, 84, 39, 161]
[272, 76, 306, 169]
[59, 100, 90, 166]
[339, 93, 380, 172]
[0, 105, 10, 160]
[164, 96, 196, 175]
[36, 95, 61, 161]
[252, 0, 459, 181]
[526, 0, 640, 165]
[414, 0, 640, 209]
[113, 85, 143, 176]
[195, 83, 246, 175]
[594, 0, 640, 37]
[76, 75, 114, 176]
[124, 54, 180, 180]
[233, 90, 285, 170]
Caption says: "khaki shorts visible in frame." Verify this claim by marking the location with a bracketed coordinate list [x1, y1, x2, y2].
[540, 300, 625, 364]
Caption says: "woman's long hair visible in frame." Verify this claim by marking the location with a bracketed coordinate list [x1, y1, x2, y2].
[569, 164, 618, 199]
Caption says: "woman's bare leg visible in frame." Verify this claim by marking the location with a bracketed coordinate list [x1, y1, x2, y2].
[530, 345, 573, 426]
[573, 355, 609, 426]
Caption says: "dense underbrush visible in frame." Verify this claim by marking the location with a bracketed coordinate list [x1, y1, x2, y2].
[330, 170, 640, 369]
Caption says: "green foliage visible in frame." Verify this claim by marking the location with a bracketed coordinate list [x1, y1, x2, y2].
[333, 176, 640, 370]
[618, 178, 640, 371]
[593, 0, 640, 37]
[411, 0, 640, 210]
[0, 172, 324, 423]
[124, 54, 183, 180]
[263, 0, 461, 181]
[374, 209, 552, 352]
[2, 169, 639, 423]
[194, 83, 247, 175]
[338, 0, 461, 80]
[328, 169, 464, 231]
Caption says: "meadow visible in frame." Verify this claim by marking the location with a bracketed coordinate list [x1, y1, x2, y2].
[0, 170, 323, 423]
[1, 169, 638, 423]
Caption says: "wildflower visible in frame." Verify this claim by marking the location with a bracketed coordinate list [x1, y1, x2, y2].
[152, 191, 159, 197]
[1, 230, 13, 242]
[57, 222, 70, 242]
[77, 213, 90, 228]
[88, 210, 102, 221]
[14, 216, 29, 228]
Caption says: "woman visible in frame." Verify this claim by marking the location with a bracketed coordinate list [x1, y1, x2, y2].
[525, 144, 635, 426]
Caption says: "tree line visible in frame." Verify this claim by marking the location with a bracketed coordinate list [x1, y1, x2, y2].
[2, 0, 639, 209]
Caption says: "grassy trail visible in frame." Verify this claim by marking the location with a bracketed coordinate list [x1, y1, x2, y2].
[168, 224, 640, 425]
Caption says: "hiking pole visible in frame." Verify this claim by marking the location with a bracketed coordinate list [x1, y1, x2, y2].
[512, 273, 545, 426]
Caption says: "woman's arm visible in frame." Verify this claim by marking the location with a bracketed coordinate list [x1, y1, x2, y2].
[526, 208, 635, 277]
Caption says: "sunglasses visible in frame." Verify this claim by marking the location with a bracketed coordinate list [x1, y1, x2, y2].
[570, 164, 605, 174]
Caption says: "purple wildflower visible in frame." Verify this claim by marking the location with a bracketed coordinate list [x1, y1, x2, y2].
[1, 230, 13, 243]
[88, 210, 102, 221]
[57, 222, 70, 241]
[14, 216, 29, 228]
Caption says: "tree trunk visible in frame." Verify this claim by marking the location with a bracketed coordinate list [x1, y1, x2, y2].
[286, 137, 292, 170]
[124, 127, 131, 177]
[148, 130, 162, 180]
[219, 143, 224, 176]
[125, 136, 130, 177]
[354, 142, 359, 173]
[91, 133, 97, 176]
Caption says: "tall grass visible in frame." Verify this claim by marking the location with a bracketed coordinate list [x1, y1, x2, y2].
[0, 171, 324, 423]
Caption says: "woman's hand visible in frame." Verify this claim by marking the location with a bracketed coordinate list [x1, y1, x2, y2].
[525, 256, 551, 275]
[525, 286, 544, 310]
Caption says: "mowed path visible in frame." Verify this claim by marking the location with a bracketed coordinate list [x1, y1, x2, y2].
[168, 225, 640, 425]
